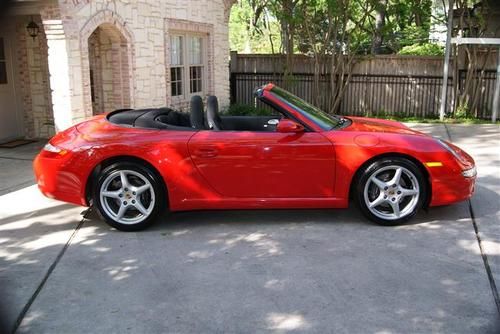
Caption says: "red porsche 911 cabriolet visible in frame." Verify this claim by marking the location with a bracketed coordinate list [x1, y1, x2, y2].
[34, 84, 476, 231]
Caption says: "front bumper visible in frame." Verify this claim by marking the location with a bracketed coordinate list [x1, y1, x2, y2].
[429, 173, 475, 206]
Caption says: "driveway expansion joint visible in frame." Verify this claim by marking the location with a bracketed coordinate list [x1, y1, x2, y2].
[11, 209, 90, 334]
[468, 200, 500, 315]
[443, 123, 452, 141]
[444, 123, 500, 315]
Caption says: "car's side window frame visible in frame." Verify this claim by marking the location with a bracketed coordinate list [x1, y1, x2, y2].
[259, 96, 314, 133]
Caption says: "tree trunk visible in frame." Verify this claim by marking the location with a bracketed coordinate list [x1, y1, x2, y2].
[414, 0, 422, 26]
[371, 0, 388, 55]
[280, 0, 297, 89]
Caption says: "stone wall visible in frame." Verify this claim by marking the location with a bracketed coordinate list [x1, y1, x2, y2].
[44, 0, 235, 127]
[88, 26, 131, 114]
[15, 15, 54, 138]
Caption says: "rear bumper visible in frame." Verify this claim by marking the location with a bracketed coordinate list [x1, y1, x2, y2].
[33, 153, 88, 206]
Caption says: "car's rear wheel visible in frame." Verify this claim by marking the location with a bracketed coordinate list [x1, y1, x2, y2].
[94, 162, 164, 231]
[355, 157, 427, 225]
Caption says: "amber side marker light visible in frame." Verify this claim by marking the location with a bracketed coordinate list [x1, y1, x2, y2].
[424, 162, 443, 167]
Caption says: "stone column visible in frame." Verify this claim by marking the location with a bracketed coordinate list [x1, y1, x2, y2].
[40, 4, 87, 131]
[39, 5, 73, 132]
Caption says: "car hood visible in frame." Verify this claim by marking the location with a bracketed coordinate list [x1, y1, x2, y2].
[342, 116, 424, 136]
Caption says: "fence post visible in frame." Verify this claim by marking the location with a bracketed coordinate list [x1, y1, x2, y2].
[492, 48, 500, 122]
[230, 51, 237, 105]
[439, 0, 454, 121]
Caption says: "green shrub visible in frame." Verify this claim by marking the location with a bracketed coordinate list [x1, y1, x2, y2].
[398, 43, 444, 56]
[224, 103, 274, 116]
[454, 103, 470, 119]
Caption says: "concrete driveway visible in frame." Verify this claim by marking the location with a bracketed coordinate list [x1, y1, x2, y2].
[0, 124, 499, 333]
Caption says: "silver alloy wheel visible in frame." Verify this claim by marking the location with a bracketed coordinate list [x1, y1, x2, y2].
[99, 170, 155, 225]
[363, 165, 420, 221]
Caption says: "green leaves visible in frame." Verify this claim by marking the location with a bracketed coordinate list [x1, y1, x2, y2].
[398, 43, 444, 56]
[230, 0, 437, 55]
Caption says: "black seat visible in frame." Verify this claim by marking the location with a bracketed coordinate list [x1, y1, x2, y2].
[190, 95, 205, 129]
[207, 95, 223, 130]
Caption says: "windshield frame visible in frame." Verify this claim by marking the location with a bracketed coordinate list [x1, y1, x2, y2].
[267, 86, 342, 131]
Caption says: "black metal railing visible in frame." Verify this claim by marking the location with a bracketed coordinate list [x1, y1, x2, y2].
[457, 70, 498, 119]
[230, 71, 497, 119]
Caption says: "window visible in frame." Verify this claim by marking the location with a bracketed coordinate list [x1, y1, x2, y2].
[189, 36, 203, 94]
[170, 35, 183, 97]
[169, 34, 206, 99]
[0, 38, 7, 84]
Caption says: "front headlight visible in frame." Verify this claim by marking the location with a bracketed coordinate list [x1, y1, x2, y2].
[462, 166, 477, 178]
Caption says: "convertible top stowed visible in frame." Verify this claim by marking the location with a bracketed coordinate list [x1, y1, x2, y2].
[107, 108, 193, 130]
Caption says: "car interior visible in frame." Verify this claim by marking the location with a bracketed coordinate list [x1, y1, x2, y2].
[107, 95, 282, 132]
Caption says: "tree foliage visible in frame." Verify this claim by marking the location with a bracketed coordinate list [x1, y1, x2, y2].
[398, 42, 444, 56]
[229, 0, 457, 114]
[229, 0, 437, 55]
[229, 0, 281, 53]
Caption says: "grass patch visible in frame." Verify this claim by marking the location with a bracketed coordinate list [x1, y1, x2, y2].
[369, 115, 500, 125]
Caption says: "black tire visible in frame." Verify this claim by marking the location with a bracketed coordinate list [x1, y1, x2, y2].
[355, 157, 427, 226]
[93, 162, 166, 231]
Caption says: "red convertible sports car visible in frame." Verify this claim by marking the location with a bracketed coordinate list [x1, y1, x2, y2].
[34, 84, 476, 231]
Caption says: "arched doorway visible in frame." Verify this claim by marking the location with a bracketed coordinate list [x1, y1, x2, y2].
[88, 23, 130, 115]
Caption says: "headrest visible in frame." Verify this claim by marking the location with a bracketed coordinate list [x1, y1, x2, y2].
[206, 95, 222, 130]
[190, 95, 205, 129]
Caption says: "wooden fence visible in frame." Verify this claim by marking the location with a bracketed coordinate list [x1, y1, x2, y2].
[230, 72, 455, 118]
[229, 53, 498, 119]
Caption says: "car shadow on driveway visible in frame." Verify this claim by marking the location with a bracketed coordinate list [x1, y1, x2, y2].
[29, 200, 495, 334]
[9, 193, 500, 333]
[0, 201, 85, 334]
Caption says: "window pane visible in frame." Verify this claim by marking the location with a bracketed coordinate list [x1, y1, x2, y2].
[171, 67, 183, 96]
[170, 36, 183, 66]
[189, 37, 202, 65]
[190, 66, 202, 93]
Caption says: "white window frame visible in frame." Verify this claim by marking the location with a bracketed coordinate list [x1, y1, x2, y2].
[169, 32, 208, 103]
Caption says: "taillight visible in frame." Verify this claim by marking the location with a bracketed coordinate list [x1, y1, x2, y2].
[41, 143, 68, 157]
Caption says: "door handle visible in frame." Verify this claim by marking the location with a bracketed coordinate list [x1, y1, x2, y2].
[195, 146, 218, 158]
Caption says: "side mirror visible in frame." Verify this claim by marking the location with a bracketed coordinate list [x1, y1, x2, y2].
[276, 119, 305, 133]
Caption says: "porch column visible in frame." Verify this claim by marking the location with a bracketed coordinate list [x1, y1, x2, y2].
[40, 5, 88, 132]
[39, 6, 73, 132]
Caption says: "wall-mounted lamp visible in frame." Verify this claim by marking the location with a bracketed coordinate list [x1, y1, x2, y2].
[26, 16, 40, 41]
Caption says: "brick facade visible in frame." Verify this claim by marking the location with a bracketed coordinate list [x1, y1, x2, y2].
[15, 15, 53, 138]
[7, 0, 236, 138]
[52, 0, 235, 130]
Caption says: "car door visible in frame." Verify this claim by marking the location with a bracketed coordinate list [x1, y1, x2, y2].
[187, 130, 335, 198]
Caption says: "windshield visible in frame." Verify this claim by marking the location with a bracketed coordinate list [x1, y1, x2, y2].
[269, 86, 342, 130]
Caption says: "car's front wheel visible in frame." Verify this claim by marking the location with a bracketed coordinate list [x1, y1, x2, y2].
[93, 162, 165, 231]
[355, 157, 427, 225]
